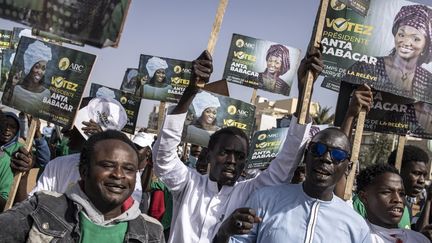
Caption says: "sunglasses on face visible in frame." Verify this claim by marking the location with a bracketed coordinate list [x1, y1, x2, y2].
[308, 142, 350, 164]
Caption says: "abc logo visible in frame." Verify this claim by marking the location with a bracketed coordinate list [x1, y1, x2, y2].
[227, 105, 237, 115]
[58, 57, 70, 71]
[174, 65, 182, 74]
[235, 39, 245, 48]
[257, 134, 267, 141]
[330, 0, 346, 11]
[120, 96, 127, 104]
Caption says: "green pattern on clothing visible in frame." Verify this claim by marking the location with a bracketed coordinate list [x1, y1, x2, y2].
[79, 212, 128, 243]
[151, 180, 173, 230]
[0, 142, 22, 200]
[352, 194, 411, 229]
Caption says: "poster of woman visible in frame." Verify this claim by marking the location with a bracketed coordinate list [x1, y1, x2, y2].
[136, 54, 192, 103]
[223, 33, 301, 96]
[182, 90, 256, 147]
[320, 0, 432, 104]
[1, 36, 96, 127]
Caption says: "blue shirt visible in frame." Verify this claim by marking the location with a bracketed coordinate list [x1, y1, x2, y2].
[230, 184, 372, 243]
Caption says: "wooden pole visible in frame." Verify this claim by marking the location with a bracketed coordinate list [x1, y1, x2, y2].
[196, 0, 229, 88]
[157, 101, 166, 134]
[394, 135, 406, 172]
[343, 109, 366, 200]
[298, 0, 329, 124]
[250, 88, 258, 105]
[4, 119, 37, 210]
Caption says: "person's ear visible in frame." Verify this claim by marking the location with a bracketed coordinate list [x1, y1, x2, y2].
[345, 160, 353, 176]
[358, 190, 368, 207]
[79, 164, 89, 179]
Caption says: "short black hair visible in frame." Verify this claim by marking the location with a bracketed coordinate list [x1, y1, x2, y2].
[79, 130, 138, 171]
[208, 127, 249, 154]
[388, 145, 429, 170]
[356, 163, 400, 194]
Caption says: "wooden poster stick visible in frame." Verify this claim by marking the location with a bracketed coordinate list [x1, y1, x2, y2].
[343, 109, 366, 200]
[196, 0, 229, 88]
[4, 119, 37, 211]
[157, 101, 166, 134]
[250, 88, 258, 105]
[298, 0, 329, 124]
[394, 135, 406, 172]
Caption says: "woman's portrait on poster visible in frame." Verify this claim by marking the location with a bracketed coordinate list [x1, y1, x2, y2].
[121, 68, 138, 94]
[135, 56, 172, 100]
[191, 91, 221, 132]
[345, 5, 432, 103]
[3, 39, 52, 114]
[258, 44, 291, 95]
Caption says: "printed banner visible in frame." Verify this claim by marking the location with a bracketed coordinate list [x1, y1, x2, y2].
[120, 68, 139, 94]
[1, 36, 96, 127]
[183, 90, 256, 147]
[319, 0, 432, 104]
[247, 128, 289, 169]
[137, 55, 192, 103]
[223, 33, 301, 96]
[0, 29, 12, 52]
[0, 49, 15, 92]
[0, 0, 131, 48]
[89, 83, 141, 134]
[335, 81, 432, 139]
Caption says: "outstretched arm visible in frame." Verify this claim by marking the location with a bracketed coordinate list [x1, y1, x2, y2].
[152, 51, 213, 192]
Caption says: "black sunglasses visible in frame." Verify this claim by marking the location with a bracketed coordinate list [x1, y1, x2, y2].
[308, 142, 350, 164]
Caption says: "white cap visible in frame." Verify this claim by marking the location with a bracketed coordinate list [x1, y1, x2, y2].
[74, 97, 127, 140]
[23, 40, 52, 75]
[146, 56, 168, 78]
[132, 132, 153, 149]
[192, 91, 221, 117]
[95, 87, 116, 100]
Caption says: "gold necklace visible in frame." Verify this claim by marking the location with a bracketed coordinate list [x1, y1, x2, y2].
[397, 67, 414, 82]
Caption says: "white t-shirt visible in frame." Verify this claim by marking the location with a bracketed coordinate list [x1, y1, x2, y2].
[30, 153, 143, 202]
[368, 221, 429, 243]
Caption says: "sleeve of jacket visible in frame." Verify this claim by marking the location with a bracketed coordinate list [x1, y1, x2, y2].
[152, 111, 189, 193]
[0, 196, 38, 242]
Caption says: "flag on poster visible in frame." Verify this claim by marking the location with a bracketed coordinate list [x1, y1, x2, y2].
[183, 90, 256, 147]
[319, 0, 432, 104]
[223, 33, 301, 96]
[89, 83, 141, 134]
[1, 36, 96, 127]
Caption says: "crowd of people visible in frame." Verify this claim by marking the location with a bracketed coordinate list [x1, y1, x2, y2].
[0, 46, 430, 243]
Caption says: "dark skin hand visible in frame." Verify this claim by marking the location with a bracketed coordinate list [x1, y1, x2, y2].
[213, 208, 261, 243]
[81, 119, 103, 136]
[294, 43, 323, 119]
[421, 224, 432, 241]
[172, 50, 213, 115]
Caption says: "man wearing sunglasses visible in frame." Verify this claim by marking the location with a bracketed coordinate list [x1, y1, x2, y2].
[214, 128, 372, 243]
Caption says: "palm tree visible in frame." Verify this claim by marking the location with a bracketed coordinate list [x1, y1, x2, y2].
[313, 106, 335, 125]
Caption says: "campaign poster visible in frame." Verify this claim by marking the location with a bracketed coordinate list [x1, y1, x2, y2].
[223, 33, 301, 96]
[120, 68, 139, 94]
[0, 29, 12, 52]
[319, 0, 432, 104]
[0, 0, 131, 48]
[1, 36, 96, 127]
[335, 81, 432, 139]
[182, 90, 256, 147]
[89, 83, 141, 134]
[0, 49, 15, 91]
[247, 128, 289, 169]
[137, 54, 192, 103]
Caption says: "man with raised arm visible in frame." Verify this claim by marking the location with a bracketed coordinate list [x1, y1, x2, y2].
[152, 47, 323, 243]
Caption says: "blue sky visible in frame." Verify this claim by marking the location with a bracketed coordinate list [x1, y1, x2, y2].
[1, 0, 430, 127]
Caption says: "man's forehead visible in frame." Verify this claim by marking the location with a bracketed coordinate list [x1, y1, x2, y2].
[214, 134, 247, 150]
[311, 130, 349, 148]
[372, 173, 403, 189]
